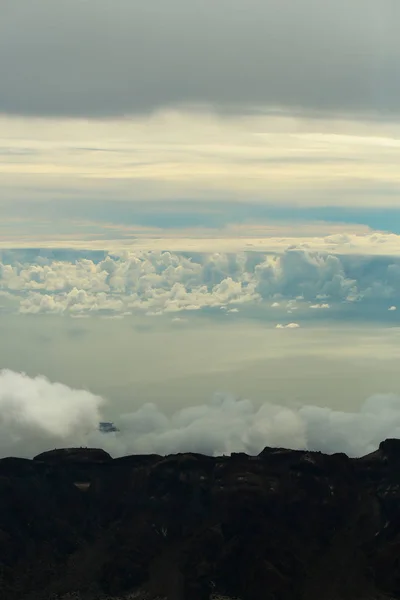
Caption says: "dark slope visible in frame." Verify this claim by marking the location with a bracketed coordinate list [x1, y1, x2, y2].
[1, 441, 400, 600]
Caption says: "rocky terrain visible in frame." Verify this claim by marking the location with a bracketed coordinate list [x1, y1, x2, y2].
[1, 441, 400, 600]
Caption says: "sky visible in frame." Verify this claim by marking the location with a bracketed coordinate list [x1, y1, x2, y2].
[1, 1, 400, 459]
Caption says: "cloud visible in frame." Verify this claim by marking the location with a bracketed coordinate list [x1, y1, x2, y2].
[276, 323, 300, 329]
[171, 316, 188, 324]
[310, 303, 330, 309]
[1, 114, 400, 208]
[4, 230, 400, 256]
[389, 305, 397, 311]
[2, 237, 400, 316]
[2, 369, 400, 459]
[0, 1, 399, 119]
[0, 370, 104, 457]
[2, 250, 260, 315]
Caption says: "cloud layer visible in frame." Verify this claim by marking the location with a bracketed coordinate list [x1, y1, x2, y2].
[1, 1, 399, 118]
[1, 369, 400, 459]
[2, 235, 400, 316]
[2, 113, 400, 207]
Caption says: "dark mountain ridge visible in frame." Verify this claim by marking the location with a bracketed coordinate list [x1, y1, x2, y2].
[1, 440, 400, 600]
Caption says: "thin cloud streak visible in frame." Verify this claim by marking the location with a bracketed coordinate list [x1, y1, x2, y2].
[1, 112, 400, 206]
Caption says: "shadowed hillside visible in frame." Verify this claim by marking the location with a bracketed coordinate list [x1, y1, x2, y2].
[2, 441, 400, 599]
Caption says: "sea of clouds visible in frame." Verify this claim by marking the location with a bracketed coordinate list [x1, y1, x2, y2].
[1, 234, 400, 317]
[1, 369, 400, 460]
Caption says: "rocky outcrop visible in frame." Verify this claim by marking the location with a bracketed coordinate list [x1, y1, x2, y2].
[1, 443, 400, 599]
[34, 448, 113, 464]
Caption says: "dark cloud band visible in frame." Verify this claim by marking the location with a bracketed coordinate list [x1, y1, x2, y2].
[1, 0, 399, 118]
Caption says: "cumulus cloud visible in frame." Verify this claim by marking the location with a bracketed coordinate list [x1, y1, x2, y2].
[2, 238, 400, 316]
[2, 369, 400, 459]
[389, 305, 397, 311]
[276, 323, 300, 329]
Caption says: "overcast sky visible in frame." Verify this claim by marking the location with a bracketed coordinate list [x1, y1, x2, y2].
[0, 1, 399, 217]
[1, 0, 399, 119]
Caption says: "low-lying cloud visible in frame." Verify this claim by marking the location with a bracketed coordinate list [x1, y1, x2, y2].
[0, 370, 104, 458]
[1, 369, 400, 459]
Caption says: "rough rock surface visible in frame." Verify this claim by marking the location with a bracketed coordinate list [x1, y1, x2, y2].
[2, 441, 400, 599]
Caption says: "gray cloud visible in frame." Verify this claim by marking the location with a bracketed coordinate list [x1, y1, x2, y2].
[1, 0, 399, 118]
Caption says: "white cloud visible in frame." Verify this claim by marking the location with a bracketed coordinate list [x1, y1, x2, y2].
[389, 306, 397, 311]
[3, 231, 400, 256]
[2, 369, 400, 459]
[310, 303, 330, 309]
[2, 236, 400, 316]
[276, 323, 300, 329]
[0, 369, 103, 457]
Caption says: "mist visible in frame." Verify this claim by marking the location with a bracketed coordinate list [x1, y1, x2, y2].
[1, 369, 400, 459]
